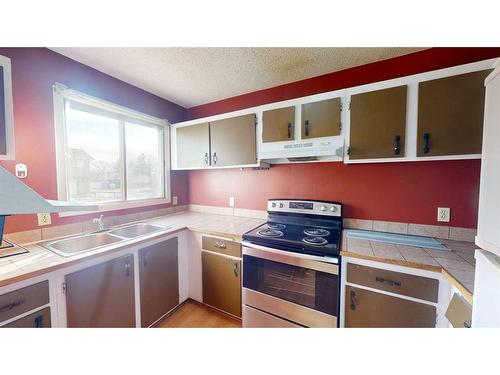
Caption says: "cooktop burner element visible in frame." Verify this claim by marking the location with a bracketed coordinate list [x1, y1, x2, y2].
[303, 228, 330, 237]
[257, 228, 284, 238]
[267, 223, 286, 230]
[302, 236, 329, 246]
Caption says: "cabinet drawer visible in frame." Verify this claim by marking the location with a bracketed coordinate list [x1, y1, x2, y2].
[0, 281, 49, 323]
[346, 263, 438, 303]
[202, 236, 241, 257]
[3, 307, 51, 328]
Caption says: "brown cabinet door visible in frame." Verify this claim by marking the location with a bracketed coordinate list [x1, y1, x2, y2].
[349, 85, 407, 159]
[3, 307, 51, 328]
[139, 237, 179, 327]
[417, 70, 491, 157]
[176, 122, 210, 169]
[209, 114, 257, 167]
[345, 286, 436, 328]
[202, 251, 241, 317]
[65, 254, 136, 328]
[301, 98, 341, 139]
[262, 106, 295, 143]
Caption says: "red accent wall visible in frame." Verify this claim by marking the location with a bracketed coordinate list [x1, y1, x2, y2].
[0, 48, 188, 234]
[187, 48, 500, 228]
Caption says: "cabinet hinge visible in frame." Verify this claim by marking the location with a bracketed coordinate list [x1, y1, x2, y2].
[339, 121, 342, 131]
[340, 102, 343, 111]
[348, 101, 351, 110]
[62, 282, 67, 294]
[347, 147, 350, 155]
[254, 115, 258, 126]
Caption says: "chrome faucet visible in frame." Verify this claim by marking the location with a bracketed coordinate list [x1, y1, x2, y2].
[93, 214, 105, 232]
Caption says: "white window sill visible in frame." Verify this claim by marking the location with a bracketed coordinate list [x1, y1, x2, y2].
[58, 198, 172, 217]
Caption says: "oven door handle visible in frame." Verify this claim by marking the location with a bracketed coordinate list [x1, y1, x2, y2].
[242, 242, 339, 275]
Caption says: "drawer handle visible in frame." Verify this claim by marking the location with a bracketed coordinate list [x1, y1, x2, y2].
[375, 276, 401, 287]
[393, 135, 401, 155]
[304, 120, 310, 136]
[233, 262, 239, 277]
[143, 253, 148, 268]
[125, 261, 131, 277]
[464, 319, 472, 328]
[0, 298, 25, 313]
[215, 241, 226, 249]
[287, 123, 292, 139]
[423, 133, 430, 154]
[350, 290, 357, 310]
[34, 314, 44, 328]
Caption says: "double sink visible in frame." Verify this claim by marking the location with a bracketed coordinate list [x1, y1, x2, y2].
[40, 223, 170, 257]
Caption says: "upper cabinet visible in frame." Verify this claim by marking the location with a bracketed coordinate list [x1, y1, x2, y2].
[176, 122, 210, 169]
[417, 69, 491, 157]
[172, 113, 257, 170]
[0, 55, 14, 160]
[301, 97, 341, 139]
[348, 85, 407, 160]
[262, 106, 295, 143]
[209, 114, 257, 167]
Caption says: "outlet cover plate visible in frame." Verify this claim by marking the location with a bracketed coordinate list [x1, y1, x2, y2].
[172, 196, 178, 205]
[37, 213, 51, 226]
[437, 207, 450, 222]
[229, 197, 235, 207]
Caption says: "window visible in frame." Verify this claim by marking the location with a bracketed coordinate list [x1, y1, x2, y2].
[53, 83, 170, 211]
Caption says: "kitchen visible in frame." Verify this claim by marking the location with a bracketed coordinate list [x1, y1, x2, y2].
[1, 6, 500, 371]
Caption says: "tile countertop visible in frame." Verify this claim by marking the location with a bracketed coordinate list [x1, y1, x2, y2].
[341, 234, 476, 304]
[0, 211, 265, 288]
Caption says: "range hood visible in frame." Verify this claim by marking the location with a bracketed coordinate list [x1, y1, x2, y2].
[0, 165, 97, 244]
[258, 137, 344, 164]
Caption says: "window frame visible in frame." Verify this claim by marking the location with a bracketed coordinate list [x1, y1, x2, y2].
[53, 83, 171, 216]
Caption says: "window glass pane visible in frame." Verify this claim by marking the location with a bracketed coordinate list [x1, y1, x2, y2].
[125, 122, 164, 200]
[66, 107, 123, 202]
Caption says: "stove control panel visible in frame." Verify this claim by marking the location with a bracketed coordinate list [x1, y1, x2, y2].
[268, 199, 341, 217]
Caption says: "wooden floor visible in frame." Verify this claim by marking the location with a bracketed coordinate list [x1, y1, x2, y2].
[154, 300, 242, 328]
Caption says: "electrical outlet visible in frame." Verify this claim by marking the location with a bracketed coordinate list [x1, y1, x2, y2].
[229, 197, 235, 207]
[37, 213, 51, 226]
[437, 207, 450, 222]
[172, 196, 178, 205]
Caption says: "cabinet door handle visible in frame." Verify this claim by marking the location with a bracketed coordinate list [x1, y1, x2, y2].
[393, 135, 401, 155]
[375, 276, 401, 287]
[304, 120, 310, 136]
[350, 290, 357, 310]
[233, 262, 239, 277]
[204, 152, 209, 165]
[143, 253, 148, 268]
[423, 133, 430, 153]
[287, 123, 292, 139]
[213, 152, 217, 165]
[0, 298, 25, 313]
[125, 261, 131, 277]
[34, 314, 44, 328]
[215, 241, 226, 249]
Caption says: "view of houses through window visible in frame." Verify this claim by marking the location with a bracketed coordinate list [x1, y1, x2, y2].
[63, 99, 166, 204]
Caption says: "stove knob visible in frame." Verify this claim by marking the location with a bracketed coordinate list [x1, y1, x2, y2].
[271, 202, 277, 208]
[279, 203, 284, 208]
[330, 206, 337, 212]
[321, 206, 327, 211]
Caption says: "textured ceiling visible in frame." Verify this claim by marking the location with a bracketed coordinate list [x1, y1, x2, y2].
[50, 47, 425, 108]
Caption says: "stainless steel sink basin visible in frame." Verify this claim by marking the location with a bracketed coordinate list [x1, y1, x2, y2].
[108, 223, 168, 239]
[40, 232, 124, 257]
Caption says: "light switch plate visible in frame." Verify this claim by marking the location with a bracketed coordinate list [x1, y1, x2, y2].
[229, 197, 235, 207]
[172, 196, 178, 205]
[437, 207, 450, 222]
[37, 213, 51, 226]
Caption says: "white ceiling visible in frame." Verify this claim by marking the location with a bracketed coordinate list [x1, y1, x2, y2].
[50, 47, 425, 108]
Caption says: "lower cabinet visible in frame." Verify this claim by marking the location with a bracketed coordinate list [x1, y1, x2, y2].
[345, 285, 436, 328]
[202, 250, 241, 317]
[4, 307, 51, 328]
[139, 237, 179, 327]
[65, 254, 136, 328]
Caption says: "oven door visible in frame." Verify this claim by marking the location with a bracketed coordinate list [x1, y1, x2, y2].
[242, 244, 339, 328]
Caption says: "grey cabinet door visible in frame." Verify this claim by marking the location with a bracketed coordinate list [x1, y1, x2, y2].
[345, 286, 436, 328]
[301, 98, 341, 139]
[417, 69, 491, 157]
[65, 254, 136, 328]
[202, 251, 241, 317]
[209, 114, 257, 167]
[349, 85, 407, 159]
[139, 237, 179, 327]
[262, 106, 295, 143]
[176, 122, 210, 169]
